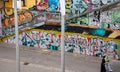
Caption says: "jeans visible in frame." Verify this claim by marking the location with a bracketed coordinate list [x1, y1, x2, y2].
[105, 63, 112, 71]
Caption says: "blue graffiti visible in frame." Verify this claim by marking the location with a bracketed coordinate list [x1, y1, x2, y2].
[91, 28, 106, 36]
[48, 0, 59, 13]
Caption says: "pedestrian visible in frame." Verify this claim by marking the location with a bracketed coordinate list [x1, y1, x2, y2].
[100, 56, 106, 72]
[105, 55, 113, 72]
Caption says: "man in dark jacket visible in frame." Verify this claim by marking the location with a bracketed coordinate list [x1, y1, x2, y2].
[101, 56, 106, 72]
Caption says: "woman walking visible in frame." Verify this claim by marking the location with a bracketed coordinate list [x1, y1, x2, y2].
[105, 55, 113, 72]
[101, 56, 106, 72]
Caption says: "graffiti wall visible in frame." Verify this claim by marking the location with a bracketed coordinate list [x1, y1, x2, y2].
[89, 10, 120, 29]
[1, 0, 120, 59]
[68, 10, 120, 29]
[64, 0, 120, 30]
[3, 0, 119, 15]
[2, 0, 120, 30]
[4, 0, 40, 16]
[2, 29, 120, 60]
[67, 9, 120, 39]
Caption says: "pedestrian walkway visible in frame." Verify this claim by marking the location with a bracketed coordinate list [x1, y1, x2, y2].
[0, 42, 120, 72]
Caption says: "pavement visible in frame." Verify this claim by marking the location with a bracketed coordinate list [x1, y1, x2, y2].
[0, 42, 120, 72]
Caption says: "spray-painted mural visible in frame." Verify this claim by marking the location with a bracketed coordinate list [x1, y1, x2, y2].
[89, 10, 120, 30]
[0, 0, 120, 60]
[2, 10, 120, 31]
[71, 0, 88, 14]
[1, 0, 119, 38]
[66, 10, 120, 39]
[2, 0, 120, 28]
[2, 0, 119, 15]
[68, 10, 120, 29]
[2, 29, 119, 60]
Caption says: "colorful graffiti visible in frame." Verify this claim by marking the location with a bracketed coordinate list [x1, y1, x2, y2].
[111, 11, 120, 29]
[48, 0, 59, 13]
[100, 11, 112, 28]
[71, 0, 88, 14]
[68, 10, 120, 30]
[36, 2, 48, 11]
[3, 0, 119, 16]
[4, 0, 14, 16]
[89, 10, 120, 30]
[36, 0, 60, 12]
[76, 14, 89, 26]
[1, 0, 120, 60]
[4, 0, 40, 15]
[65, 0, 72, 13]
[2, 29, 119, 60]
[89, 11, 101, 27]
[3, 11, 33, 27]
[1, 0, 120, 52]
[2, 0, 120, 28]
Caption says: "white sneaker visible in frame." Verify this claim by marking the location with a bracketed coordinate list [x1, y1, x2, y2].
[109, 70, 113, 72]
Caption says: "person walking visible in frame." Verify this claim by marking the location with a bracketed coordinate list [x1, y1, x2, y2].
[100, 56, 106, 72]
[104, 55, 113, 72]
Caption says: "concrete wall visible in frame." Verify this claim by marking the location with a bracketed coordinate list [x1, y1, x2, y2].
[1, 29, 120, 60]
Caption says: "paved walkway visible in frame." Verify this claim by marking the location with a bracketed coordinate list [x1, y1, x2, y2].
[0, 42, 120, 72]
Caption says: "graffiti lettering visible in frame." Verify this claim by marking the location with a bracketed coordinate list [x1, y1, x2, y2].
[4, 30, 119, 59]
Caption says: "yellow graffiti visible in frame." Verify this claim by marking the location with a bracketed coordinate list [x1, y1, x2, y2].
[4, 0, 39, 15]
[109, 30, 120, 38]
[3, 11, 33, 27]
[4, 0, 14, 15]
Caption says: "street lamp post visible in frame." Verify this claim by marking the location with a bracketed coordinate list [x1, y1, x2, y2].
[60, 0, 66, 72]
[13, 0, 20, 72]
